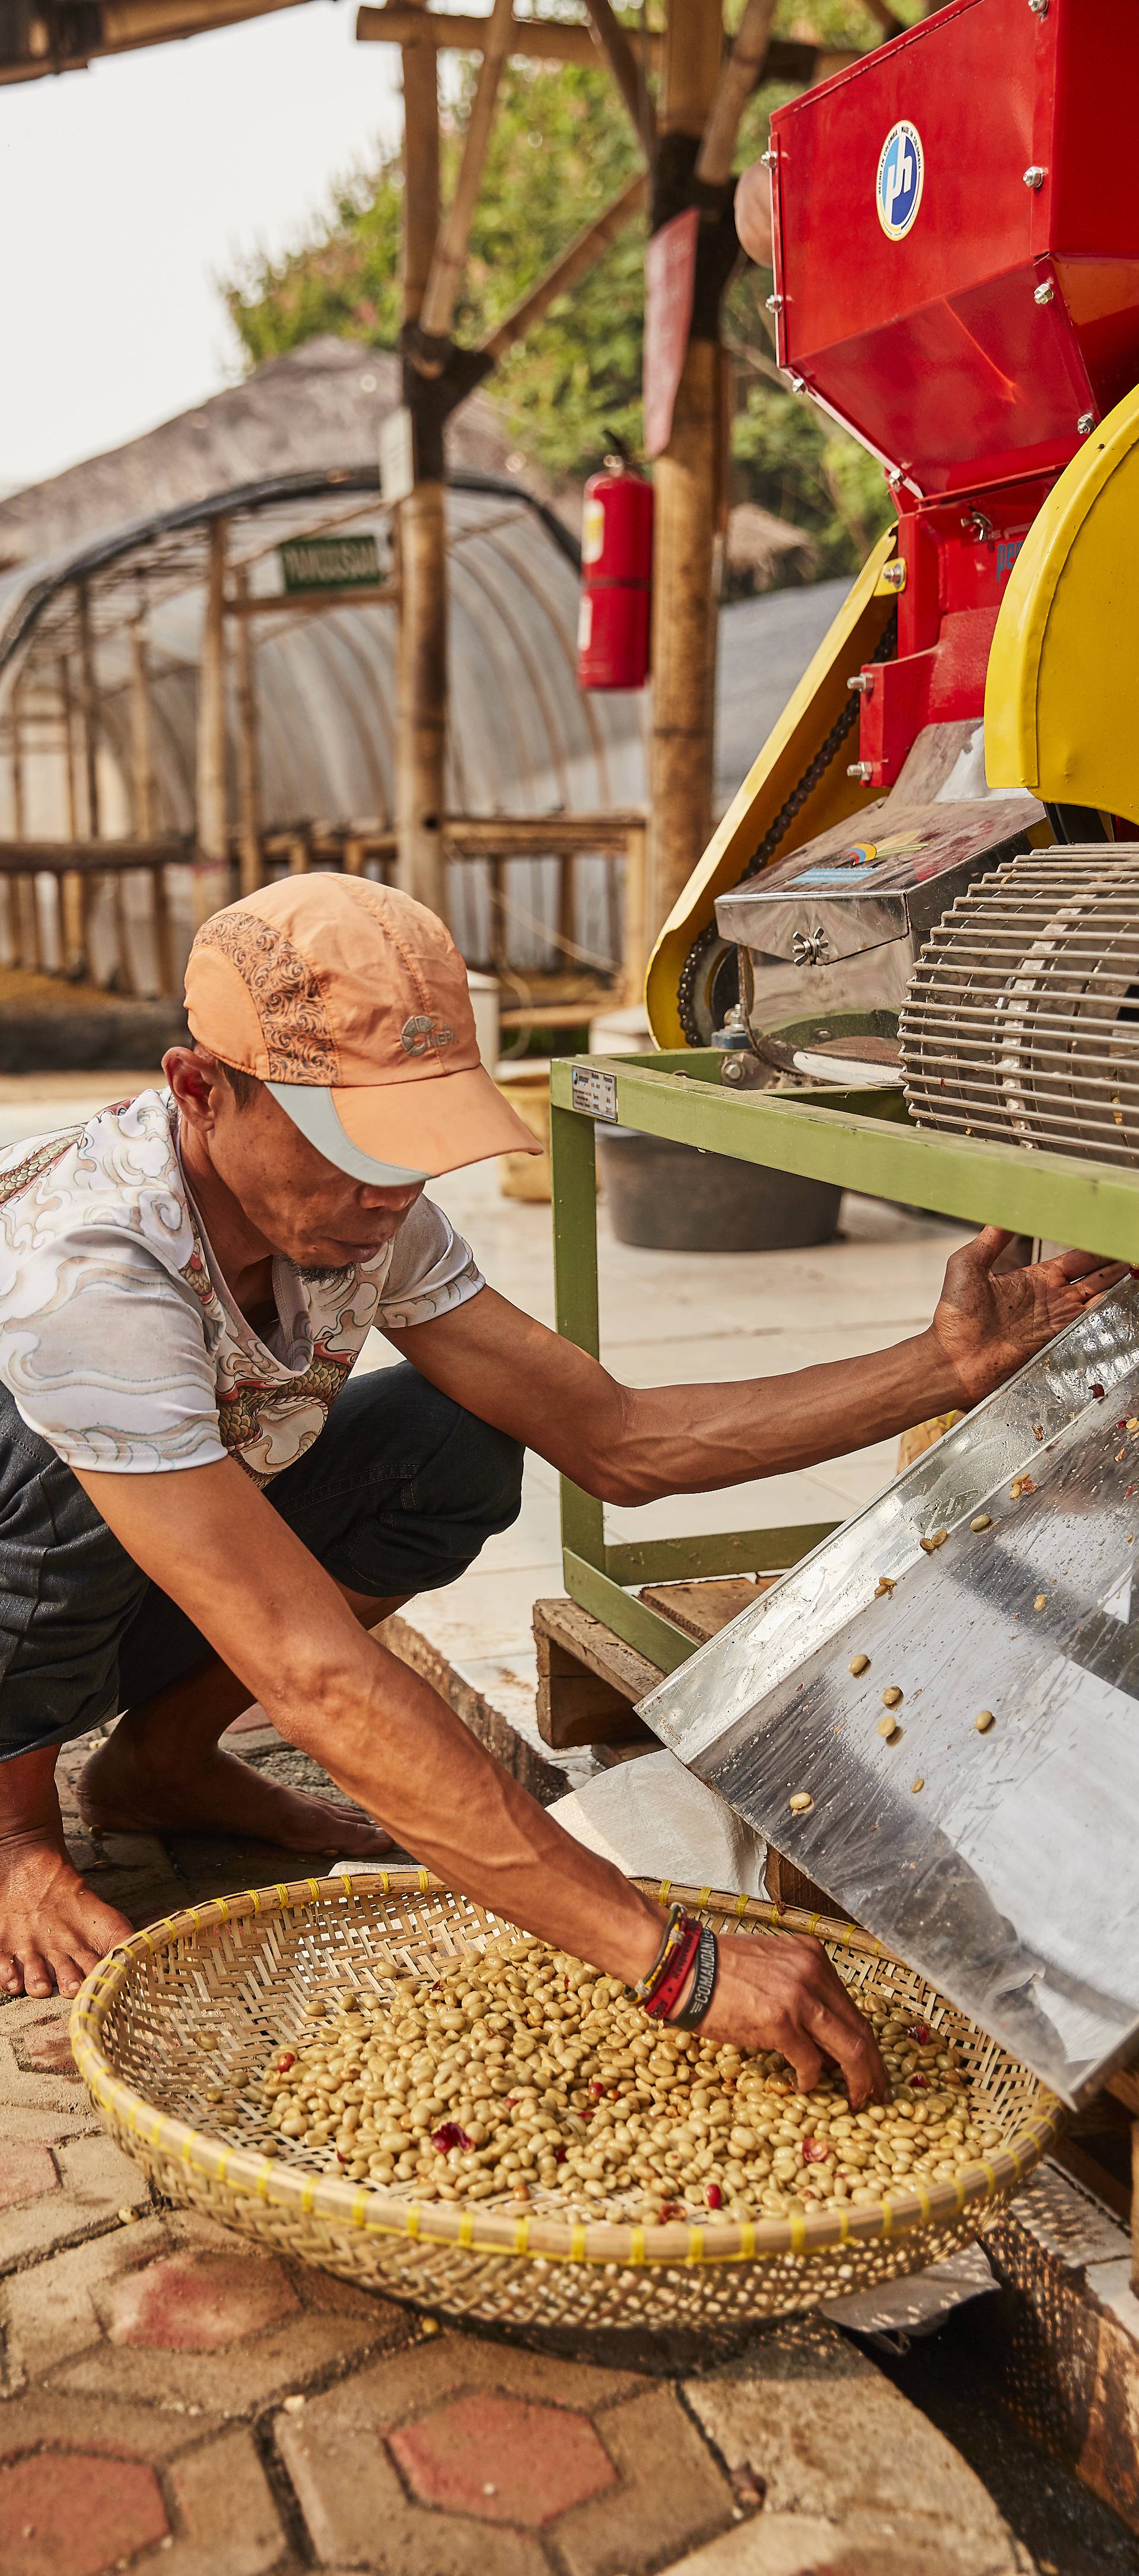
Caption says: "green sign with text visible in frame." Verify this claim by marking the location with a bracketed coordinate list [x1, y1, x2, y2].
[279, 533, 381, 594]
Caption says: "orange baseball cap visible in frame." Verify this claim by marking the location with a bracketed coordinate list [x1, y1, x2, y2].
[184, 875, 540, 1184]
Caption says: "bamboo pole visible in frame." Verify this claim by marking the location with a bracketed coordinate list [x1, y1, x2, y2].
[581, 0, 656, 152]
[355, 8, 858, 82]
[396, 487, 448, 915]
[695, 0, 778, 186]
[622, 818, 648, 1002]
[233, 566, 262, 896]
[75, 586, 103, 977]
[478, 173, 648, 365]
[357, 7, 660, 66]
[77, 582, 101, 839]
[418, 0, 514, 347]
[396, 0, 448, 919]
[58, 656, 87, 979]
[195, 518, 229, 922]
[9, 677, 39, 972]
[129, 619, 175, 994]
[647, 0, 726, 940]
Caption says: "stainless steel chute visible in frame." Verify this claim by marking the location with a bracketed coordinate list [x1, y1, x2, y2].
[636, 1284, 1139, 2106]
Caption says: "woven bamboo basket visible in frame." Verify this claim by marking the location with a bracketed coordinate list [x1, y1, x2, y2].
[71, 1869, 1061, 2333]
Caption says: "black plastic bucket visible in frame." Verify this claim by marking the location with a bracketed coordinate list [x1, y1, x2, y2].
[597, 1126, 842, 1252]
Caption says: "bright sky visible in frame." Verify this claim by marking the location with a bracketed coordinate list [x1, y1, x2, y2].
[0, 2, 407, 493]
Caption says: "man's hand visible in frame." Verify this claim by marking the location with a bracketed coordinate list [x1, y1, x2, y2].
[927, 1230, 1130, 1412]
[701, 1928, 887, 2109]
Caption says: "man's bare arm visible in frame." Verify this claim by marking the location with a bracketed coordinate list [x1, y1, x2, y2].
[75, 1458, 885, 2102]
[386, 1231, 1128, 1504]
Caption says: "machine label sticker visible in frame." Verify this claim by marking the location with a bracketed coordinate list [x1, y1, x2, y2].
[791, 863, 889, 885]
[876, 120, 924, 240]
[571, 1065, 619, 1122]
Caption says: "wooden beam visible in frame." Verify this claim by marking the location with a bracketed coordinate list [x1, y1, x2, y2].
[418, 0, 515, 345]
[647, 0, 725, 941]
[357, 7, 860, 87]
[581, 0, 654, 152]
[695, 0, 778, 187]
[225, 584, 399, 616]
[478, 171, 648, 364]
[76, 583, 101, 840]
[8, 677, 40, 973]
[57, 656, 87, 980]
[443, 811, 644, 853]
[0, 0, 308, 85]
[233, 569, 263, 898]
[195, 518, 228, 922]
[357, 6, 660, 66]
[0, 840, 193, 874]
[657, 0, 722, 138]
[396, 0, 448, 919]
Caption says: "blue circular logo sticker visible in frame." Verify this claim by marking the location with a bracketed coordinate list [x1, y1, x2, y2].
[876, 120, 924, 240]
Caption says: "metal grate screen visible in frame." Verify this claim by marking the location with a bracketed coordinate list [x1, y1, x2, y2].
[899, 844, 1139, 1165]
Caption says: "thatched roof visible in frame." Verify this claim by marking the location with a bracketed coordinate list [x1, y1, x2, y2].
[0, 338, 569, 572]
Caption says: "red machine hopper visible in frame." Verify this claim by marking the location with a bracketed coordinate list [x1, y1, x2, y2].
[768, 0, 1139, 788]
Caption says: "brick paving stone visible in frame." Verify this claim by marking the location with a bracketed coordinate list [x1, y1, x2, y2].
[0, 2447, 169, 2576]
[13, 2023, 81, 2075]
[683, 2359, 1016, 2546]
[299, 2322, 647, 2423]
[0, 2131, 149, 2271]
[389, 2388, 618, 2526]
[164, 2426, 285, 2576]
[276, 2372, 549, 2575]
[657, 2514, 1033, 2576]
[553, 2384, 736, 2576]
[103, 2246, 302, 2349]
[5, 2208, 413, 2414]
[0, 2143, 58, 2210]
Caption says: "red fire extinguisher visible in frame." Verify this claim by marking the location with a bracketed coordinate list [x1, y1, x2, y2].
[577, 453, 653, 691]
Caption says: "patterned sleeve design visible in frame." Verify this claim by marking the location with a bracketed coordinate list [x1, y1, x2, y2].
[0, 1095, 225, 1475]
[371, 1194, 485, 1333]
[0, 1224, 226, 1472]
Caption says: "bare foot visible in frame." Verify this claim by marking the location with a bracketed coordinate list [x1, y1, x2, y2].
[78, 1732, 394, 1860]
[0, 1834, 134, 1998]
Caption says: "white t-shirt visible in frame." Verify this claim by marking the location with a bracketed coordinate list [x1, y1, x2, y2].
[0, 1088, 483, 1483]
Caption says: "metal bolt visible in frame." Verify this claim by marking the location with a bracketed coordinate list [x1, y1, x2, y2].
[1033, 279, 1055, 304]
[766, 293, 784, 312]
[1077, 412, 1096, 435]
[847, 763, 874, 783]
[847, 673, 874, 695]
[761, 148, 777, 168]
[881, 560, 907, 591]
[1027, 0, 1048, 14]
[789, 375, 807, 394]
[721, 1056, 745, 1084]
[1023, 165, 1046, 189]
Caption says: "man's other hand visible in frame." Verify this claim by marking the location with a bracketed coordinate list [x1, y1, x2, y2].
[929, 1230, 1130, 1411]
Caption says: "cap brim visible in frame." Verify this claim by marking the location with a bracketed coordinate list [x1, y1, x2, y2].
[267, 1063, 541, 1184]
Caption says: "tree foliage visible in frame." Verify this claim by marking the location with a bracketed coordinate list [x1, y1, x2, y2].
[222, 3, 914, 575]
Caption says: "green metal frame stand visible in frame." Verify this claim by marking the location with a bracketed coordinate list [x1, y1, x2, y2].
[550, 1050, 1139, 1674]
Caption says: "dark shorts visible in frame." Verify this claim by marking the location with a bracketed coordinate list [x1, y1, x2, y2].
[0, 1364, 524, 1765]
